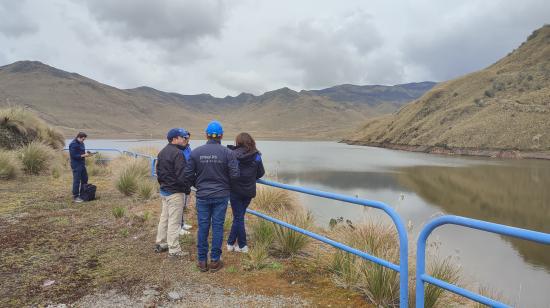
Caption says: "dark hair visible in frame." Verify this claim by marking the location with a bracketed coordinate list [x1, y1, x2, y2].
[235, 132, 258, 153]
[76, 132, 87, 139]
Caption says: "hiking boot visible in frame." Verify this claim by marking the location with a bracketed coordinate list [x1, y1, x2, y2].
[226, 244, 235, 252]
[179, 228, 191, 236]
[197, 261, 208, 272]
[168, 251, 188, 258]
[154, 244, 168, 253]
[209, 260, 223, 272]
[73, 197, 84, 203]
[235, 245, 249, 253]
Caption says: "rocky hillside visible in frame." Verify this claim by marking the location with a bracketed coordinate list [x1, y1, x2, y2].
[0, 61, 434, 139]
[345, 25, 550, 157]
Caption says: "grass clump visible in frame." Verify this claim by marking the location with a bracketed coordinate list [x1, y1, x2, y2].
[251, 186, 296, 213]
[112, 206, 126, 219]
[136, 178, 156, 200]
[423, 257, 461, 308]
[272, 208, 313, 257]
[250, 219, 275, 247]
[18, 142, 56, 175]
[0, 150, 21, 180]
[243, 242, 270, 271]
[115, 158, 150, 196]
[86, 152, 110, 176]
[0, 106, 64, 150]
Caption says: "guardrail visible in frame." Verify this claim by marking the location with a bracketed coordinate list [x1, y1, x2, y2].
[253, 179, 409, 307]
[416, 215, 550, 307]
[63, 148, 156, 177]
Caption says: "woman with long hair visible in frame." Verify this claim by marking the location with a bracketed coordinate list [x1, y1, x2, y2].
[226, 132, 265, 253]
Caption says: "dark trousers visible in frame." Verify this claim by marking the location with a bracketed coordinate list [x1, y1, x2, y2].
[72, 165, 88, 197]
[227, 193, 252, 248]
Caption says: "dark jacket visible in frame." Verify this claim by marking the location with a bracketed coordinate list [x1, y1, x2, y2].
[184, 140, 239, 199]
[156, 143, 190, 194]
[228, 145, 265, 198]
[69, 139, 86, 169]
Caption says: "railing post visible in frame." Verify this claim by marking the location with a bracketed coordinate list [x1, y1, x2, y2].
[150, 158, 156, 177]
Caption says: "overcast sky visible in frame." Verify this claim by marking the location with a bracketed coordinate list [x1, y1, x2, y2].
[0, 0, 548, 96]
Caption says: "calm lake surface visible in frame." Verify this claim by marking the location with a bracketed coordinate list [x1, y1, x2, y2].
[84, 139, 550, 307]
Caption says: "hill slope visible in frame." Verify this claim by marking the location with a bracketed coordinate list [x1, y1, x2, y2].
[0, 61, 433, 139]
[345, 25, 550, 157]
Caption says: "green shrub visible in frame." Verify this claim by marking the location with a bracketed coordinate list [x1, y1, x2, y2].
[112, 206, 126, 219]
[0, 150, 21, 180]
[115, 158, 149, 196]
[272, 209, 313, 257]
[18, 142, 55, 175]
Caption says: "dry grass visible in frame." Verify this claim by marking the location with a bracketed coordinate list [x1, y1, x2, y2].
[130, 146, 161, 157]
[0, 106, 64, 150]
[114, 158, 150, 196]
[251, 186, 297, 214]
[0, 150, 21, 180]
[348, 25, 550, 151]
[17, 142, 57, 175]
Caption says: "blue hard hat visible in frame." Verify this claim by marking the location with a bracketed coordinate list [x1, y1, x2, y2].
[167, 128, 190, 140]
[205, 120, 224, 137]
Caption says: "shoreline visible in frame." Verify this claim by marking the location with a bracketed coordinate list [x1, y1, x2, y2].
[341, 140, 550, 160]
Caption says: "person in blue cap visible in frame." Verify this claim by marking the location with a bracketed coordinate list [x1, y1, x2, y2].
[184, 120, 239, 272]
[154, 128, 191, 258]
[178, 131, 193, 236]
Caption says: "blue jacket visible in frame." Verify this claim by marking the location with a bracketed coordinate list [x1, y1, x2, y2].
[228, 145, 265, 198]
[69, 139, 86, 169]
[184, 140, 239, 199]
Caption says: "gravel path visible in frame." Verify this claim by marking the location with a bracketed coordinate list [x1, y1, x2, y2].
[71, 281, 310, 308]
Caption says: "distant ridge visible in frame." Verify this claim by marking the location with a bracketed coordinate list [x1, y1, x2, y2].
[0, 60, 434, 139]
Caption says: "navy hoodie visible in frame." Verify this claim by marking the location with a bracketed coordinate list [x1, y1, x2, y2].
[228, 145, 265, 198]
[68, 139, 86, 169]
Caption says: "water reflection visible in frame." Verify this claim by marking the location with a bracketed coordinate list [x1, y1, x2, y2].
[397, 163, 550, 271]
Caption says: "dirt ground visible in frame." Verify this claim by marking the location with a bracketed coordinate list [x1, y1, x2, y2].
[0, 170, 369, 307]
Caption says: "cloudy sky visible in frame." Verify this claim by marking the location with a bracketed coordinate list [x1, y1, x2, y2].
[0, 0, 548, 96]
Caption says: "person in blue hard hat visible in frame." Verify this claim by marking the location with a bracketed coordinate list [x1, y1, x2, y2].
[154, 128, 192, 258]
[184, 120, 239, 272]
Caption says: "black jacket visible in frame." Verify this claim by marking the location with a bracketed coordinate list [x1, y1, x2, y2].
[184, 140, 239, 199]
[156, 143, 190, 194]
[228, 145, 265, 198]
[69, 138, 86, 169]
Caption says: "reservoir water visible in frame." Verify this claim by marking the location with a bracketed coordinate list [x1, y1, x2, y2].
[83, 139, 550, 307]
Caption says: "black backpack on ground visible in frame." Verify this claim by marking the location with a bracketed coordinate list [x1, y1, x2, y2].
[80, 183, 97, 201]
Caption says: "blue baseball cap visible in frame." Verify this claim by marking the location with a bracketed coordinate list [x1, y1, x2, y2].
[167, 128, 190, 140]
[205, 120, 223, 137]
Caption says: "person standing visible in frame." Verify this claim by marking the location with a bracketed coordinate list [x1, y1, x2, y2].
[69, 132, 91, 203]
[155, 128, 191, 258]
[179, 135, 193, 236]
[226, 132, 265, 253]
[184, 120, 239, 272]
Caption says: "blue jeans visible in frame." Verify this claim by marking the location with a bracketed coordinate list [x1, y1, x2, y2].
[71, 165, 88, 197]
[227, 193, 252, 248]
[196, 197, 229, 262]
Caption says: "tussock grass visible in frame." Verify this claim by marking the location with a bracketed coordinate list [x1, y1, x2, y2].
[18, 142, 56, 175]
[136, 178, 156, 200]
[0, 106, 64, 150]
[114, 158, 150, 196]
[243, 242, 270, 271]
[271, 208, 313, 257]
[250, 219, 275, 247]
[112, 206, 126, 219]
[86, 152, 110, 176]
[0, 150, 21, 180]
[251, 186, 296, 214]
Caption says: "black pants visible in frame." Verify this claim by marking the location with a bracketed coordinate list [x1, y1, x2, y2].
[72, 165, 88, 197]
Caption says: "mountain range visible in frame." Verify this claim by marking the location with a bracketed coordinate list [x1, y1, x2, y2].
[0, 60, 434, 139]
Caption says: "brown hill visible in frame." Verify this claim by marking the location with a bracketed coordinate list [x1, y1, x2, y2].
[345, 25, 550, 157]
[0, 61, 433, 140]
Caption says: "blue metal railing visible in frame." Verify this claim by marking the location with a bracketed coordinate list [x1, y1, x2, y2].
[253, 179, 409, 307]
[63, 148, 156, 177]
[416, 215, 550, 307]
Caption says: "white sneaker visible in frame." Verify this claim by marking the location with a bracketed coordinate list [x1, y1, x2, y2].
[179, 228, 191, 236]
[235, 246, 249, 253]
[182, 223, 192, 230]
[226, 244, 235, 252]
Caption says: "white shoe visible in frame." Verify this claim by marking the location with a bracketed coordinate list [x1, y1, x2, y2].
[226, 244, 235, 252]
[235, 246, 249, 253]
[179, 228, 191, 236]
[182, 223, 192, 230]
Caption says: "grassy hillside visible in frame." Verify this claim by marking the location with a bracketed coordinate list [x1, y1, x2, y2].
[346, 25, 550, 155]
[0, 61, 433, 140]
